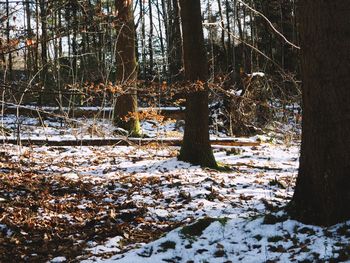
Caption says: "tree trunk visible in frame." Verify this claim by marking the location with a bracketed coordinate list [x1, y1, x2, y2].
[114, 0, 141, 136]
[288, 1, 350, 226]
[217, 0, 227, 71]
[178, 0, 217, 168]
[156, 0, 166, 78]
[140, 0, 146, 80]
[224, 0, 232, 72]
[71, 0, 78, 77]
[168, 0, 183, 82]
[25, 0, 33, 77]
[6, 0, 13, 79]
[148, 0, 153, 78]
[38, 0, 50, 105]
[207, 0, 215, 80]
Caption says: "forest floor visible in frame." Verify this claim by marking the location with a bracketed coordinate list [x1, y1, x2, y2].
[1, 112, 350, 263]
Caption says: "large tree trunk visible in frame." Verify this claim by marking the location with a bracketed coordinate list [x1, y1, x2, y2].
[288, 1, 350, 226]
[178, 0, 217, 168]
[114, 0, 141, 136]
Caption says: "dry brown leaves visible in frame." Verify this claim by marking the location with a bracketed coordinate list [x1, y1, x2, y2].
[0, 153, 181, 262]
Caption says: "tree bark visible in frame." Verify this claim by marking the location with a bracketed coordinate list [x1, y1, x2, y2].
[38, 0, 50, 105]
[156, 0, 166, 77]
[217, 0, 227, 71]
[167, 0, 183, 82]
[71, 0, 78, 76]
[288, 1, 350, 226]
[140, 0, 146, 79]
[178, 0, 217, 168]
[6, 0, 13, 79]
[148, 0, 154, 78]
[224, 0, 232, 72]
[114, 0, 141, 136]
[25, 0, 33, 77]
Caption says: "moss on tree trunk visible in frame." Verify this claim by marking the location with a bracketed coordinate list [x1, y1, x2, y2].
[114, 93, 141, 136]
[114, 0, 141, 136]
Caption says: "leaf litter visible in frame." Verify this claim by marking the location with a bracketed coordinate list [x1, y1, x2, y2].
[1, 131, 349, 262]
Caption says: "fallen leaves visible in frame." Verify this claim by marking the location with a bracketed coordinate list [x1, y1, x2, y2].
[0, 150, 188, 262]
[0, 141, 300, 262]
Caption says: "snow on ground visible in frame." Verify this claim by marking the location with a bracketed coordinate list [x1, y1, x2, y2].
[89, 216, 350, 263]
[0, 113, 181, 139]
[1, 113, 349, 262]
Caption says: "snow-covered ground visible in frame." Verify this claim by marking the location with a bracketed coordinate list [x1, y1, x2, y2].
[0, 113, 181, 139]
[95, 216, 350, 263]
[1, 113, 349, 262]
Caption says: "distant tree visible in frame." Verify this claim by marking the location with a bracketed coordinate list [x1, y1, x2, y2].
[6, 0, 13, 78]
[24, 0, 33, 77]
[178, 0, 217, 168]
[253, 0, 297, 73]
[114, 0, 141, 136]
[38, 0, 49, 105]
[288, 1, 350, 226]
[148, 0, 153, 77]
[167, 0, 183, 82]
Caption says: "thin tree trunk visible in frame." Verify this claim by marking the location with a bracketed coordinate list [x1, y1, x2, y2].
[279, 2, 285, 70]
[217, 0, 227, 71]
[161, 0, 170, 80]
[6, 0, 13, 79]
[156, 0, 166, 78]
[140, 0, 146, 80]
[35, 0, 39, 74]
[167, 0, 183, 82]
[25, 0, 33, 77]
[39, 0, 49, 105]
[208, 0, 215, 79]
[232, 0, 236, 79]
[148, 0, 154, 78]
[224, 0, 232, 72]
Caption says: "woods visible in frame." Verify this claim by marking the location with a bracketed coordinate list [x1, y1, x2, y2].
[1, 0, 350, 262]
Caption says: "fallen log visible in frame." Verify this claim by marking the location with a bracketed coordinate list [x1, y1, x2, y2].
[3, 106, 185, 120]
[233, 162, 283, 171]
[1, 137, 260, 147]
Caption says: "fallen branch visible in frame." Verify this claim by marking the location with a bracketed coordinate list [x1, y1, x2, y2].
[234, 162, 283, 171]
[1, 137, 261, 147]
[2, 104, 185, 119]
